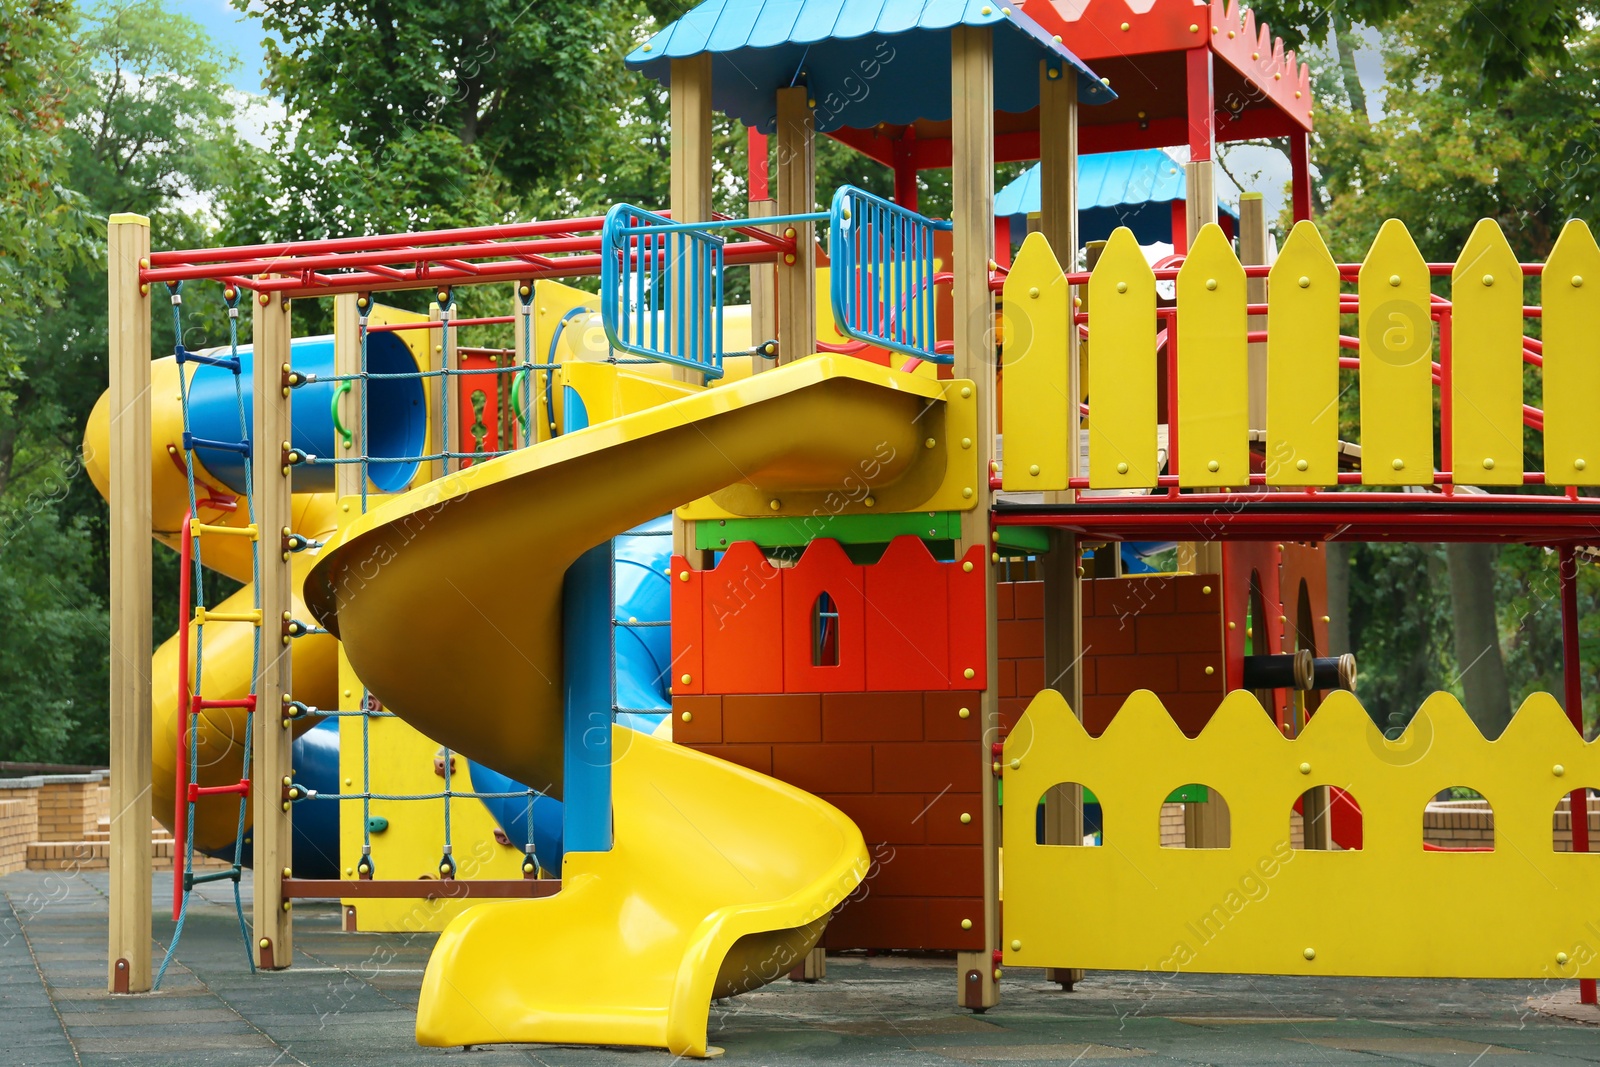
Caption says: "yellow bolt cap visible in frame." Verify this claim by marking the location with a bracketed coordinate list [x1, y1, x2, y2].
[961, 919, 973, 930]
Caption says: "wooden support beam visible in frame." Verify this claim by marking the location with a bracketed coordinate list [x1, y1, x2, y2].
[747, 199, 777, 374]
[1185, 161, 1218, 247]
[1039, 63, 1086, 990]
[775, 85, 816, 369]
[108, 213, 153, 994]
[1240, 193, 1268, 431]
[333, 293, 364, 500]
[671, 54, 713, 385]
[670, 53, 714, 562]
[252, 286, 295, 968]
[951, 23, 1000, 1014]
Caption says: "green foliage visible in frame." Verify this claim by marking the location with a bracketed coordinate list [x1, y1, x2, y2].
[0, 0, 254, 764]
[1250, 0, 1593, 96]
[0, 0, 93, 391]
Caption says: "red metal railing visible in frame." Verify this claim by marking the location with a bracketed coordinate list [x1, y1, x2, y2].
[1004, 262, 1560, 497]
[141, 212, 795, 300]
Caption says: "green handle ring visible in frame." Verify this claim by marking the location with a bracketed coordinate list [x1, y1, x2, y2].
[331, 380, 353, 447]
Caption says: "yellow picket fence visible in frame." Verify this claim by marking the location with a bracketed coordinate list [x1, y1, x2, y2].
[1001, 689, 1600, 978]
[1000, 218, 1600, 492]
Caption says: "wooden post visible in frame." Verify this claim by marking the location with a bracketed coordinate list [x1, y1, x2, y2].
[775, 84, 816, 368]
[425, 298, 460, 481]
[252, 285, 294, 968]
[511, 281, 537, 444]
[1185, 162, 1218, 247]
[108, 213, 153, 994]
[748, 199, 778, 374]
[951, 23, 999, 1013]
[333, 293, 364, 500]
[1240, 193, 1268, 431]
[669, 54, 713, 562]
[1038, 59, 1087, 993]
[670, 51, 713, 383]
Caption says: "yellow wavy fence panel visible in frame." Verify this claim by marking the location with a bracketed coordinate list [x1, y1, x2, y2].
[1002, 688, 1600, 979]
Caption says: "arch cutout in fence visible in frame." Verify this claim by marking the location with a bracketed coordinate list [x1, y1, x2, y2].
[1002, 687, 1600, 979]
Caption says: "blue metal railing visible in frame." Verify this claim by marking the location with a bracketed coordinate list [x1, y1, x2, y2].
[600, 203, 729, 379]
[829, 185, 953, 364]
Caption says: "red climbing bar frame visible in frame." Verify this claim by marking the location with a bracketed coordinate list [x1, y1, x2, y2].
[141, 213, 794, 299]
[1558, 546, 1597, 1005]
[173, 514, 193, 921]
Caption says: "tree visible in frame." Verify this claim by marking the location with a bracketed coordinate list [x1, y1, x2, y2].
[0, 0, 255, 764]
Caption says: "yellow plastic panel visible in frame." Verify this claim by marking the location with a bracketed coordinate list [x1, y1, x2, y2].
[1001, 232, 1072, 491]
[1359, 220, 1434, 484]
[1265, 221, 1340, 485]
[563, 360, 701, 425]
[1087, 227, 1158, 489]
[1450, 219, 1524, 486]
[1003, 688, 1600, 979]
[678, 372, 977, 519]
[1541, 220, 1600, 486]
[1176, 224, 1249, 486]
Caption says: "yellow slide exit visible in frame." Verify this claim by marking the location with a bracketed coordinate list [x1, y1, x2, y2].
[305, 356, 960, 1055]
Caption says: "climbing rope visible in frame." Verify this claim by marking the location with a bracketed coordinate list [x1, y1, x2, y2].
[157, 282, 257, 987]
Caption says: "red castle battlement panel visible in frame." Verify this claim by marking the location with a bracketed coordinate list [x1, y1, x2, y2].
[672, 536, 989, 695]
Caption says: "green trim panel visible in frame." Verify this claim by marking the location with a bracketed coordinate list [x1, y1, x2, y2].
[696, 511, 961, 550]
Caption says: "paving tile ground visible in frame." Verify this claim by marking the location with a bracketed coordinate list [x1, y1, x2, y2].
[3, 868, 1597, 1066]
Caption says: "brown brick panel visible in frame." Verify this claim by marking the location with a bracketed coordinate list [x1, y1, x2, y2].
[923, 692, 981, 741]
[821, 692, 924, 742]
[722, 694, 821, 744]
[872, 742, 981, 794]
[672, 695, 723, 744]
[1013, 582, 1044, 620]
[823, 895, 985, 951]
[771, 743, 875, 794]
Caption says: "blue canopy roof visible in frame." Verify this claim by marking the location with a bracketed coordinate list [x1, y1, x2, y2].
[625, 0, 1114, 136]
[995, 150, 1240, 246]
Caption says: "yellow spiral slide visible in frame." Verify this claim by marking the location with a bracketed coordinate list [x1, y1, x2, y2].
[304, 356, 961, 1055]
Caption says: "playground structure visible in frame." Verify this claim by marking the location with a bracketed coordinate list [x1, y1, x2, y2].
[91, 0, 1600, 1058]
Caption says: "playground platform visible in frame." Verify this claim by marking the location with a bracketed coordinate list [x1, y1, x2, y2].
[4, 869, 1596, 1066]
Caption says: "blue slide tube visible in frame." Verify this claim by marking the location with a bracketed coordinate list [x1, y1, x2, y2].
[185, 333, 427, 494]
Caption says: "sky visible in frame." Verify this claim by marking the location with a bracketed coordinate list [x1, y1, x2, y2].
[172, 0, 273, 93]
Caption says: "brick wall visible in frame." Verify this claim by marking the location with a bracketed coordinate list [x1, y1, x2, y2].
[35, 776, 102, 842]
[675, 689, 984, 951]
[0, 795, 38, 875]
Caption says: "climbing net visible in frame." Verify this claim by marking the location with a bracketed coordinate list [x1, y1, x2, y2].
[159, 282, 258, 986]
[279, 286, 566, 885]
